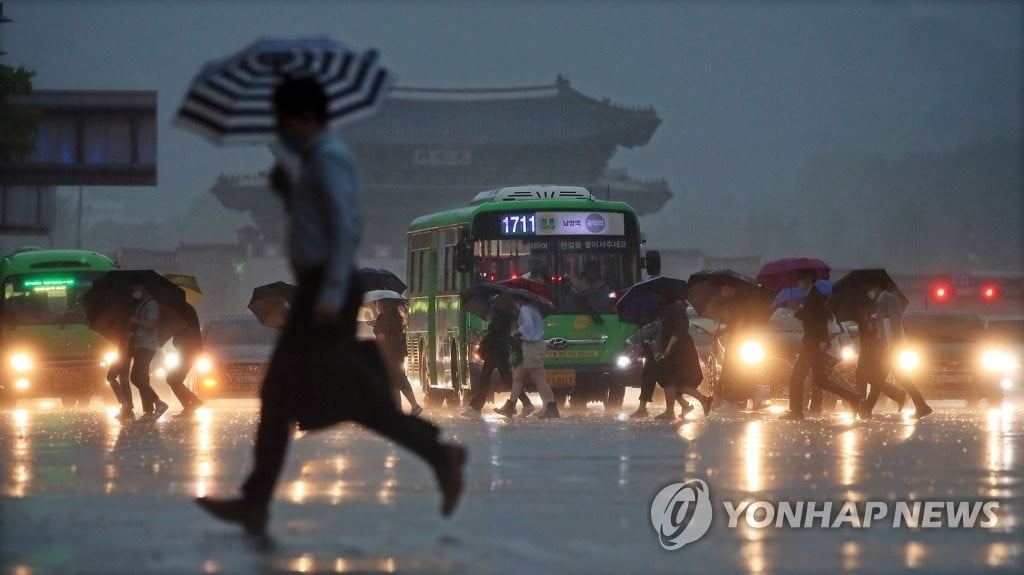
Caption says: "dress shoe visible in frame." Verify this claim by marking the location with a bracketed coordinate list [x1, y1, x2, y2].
[195, 497, 269, 534]
[493, 402, 515, 418]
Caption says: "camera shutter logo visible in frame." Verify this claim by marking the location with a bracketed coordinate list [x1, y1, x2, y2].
[650, 479, 714, 550]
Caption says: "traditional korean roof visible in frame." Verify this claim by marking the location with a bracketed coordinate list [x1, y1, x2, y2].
[342, 76, 660, 147]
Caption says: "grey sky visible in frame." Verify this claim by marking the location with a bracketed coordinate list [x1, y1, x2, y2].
[4, 0, 1022, 268]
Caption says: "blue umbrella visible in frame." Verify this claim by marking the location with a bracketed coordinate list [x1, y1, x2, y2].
[771, 287, 807, 309]
[814, 279, 834, 295]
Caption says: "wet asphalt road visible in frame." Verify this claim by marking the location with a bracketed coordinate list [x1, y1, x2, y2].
[0, 396, 1021, 574]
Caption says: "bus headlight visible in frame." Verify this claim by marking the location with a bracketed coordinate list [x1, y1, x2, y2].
[164, 350, 181, 370]
[102, 350, 119, 366]
[14, 378, 30, 390]
[982, 350, 1013, 374]
[202, 377, 218, 388]
[897, 349, 921, 372]
[616, 355, 632, 369]
[10, 353, 33, 373]
[196, 356, 213, 374]
[739, 340, 766, 365]
[840, 345, 857, 362]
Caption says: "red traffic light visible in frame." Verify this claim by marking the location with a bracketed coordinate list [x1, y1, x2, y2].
[980, 284, 999, 301]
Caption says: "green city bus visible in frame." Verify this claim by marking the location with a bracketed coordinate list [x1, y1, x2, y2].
[0, 248, 120, 408]
[405, 185, 660, 408]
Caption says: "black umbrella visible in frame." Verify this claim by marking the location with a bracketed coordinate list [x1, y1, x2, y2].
[614, 276, 688, 325]
[249, 281, 297, 330]
[459, 282, 509, 318]
[686, 269, 773, 325]
[357, 267, 407, 294]
[831, 269, 908, 323]
[83, 270, 189, 344]
[508, 288, 555, 317]
[175, 36, 394, 145]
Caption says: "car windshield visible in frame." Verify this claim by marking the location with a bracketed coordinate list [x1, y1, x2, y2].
[205, 317, 279, 346]
[2, 272, 106, 326]
[986, 320, 1024, 343]
[905, 315, 986, 342]
[473, 237, 639, 315]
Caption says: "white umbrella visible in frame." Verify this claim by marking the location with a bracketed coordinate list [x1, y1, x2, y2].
[175, 36, 394, 145]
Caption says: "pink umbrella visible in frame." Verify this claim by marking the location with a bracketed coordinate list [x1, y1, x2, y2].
[756, 257, 831, 293]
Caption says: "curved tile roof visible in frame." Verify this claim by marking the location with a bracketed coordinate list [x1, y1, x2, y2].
[342, 77, 660, 147]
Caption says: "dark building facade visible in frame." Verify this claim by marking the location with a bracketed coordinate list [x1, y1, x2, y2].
[211, 77, 671, 257]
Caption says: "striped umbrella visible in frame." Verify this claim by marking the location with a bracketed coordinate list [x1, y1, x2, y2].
[175, 36, 394, 145]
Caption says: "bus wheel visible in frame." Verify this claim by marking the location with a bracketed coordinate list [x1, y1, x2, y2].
[605, 382, 626, 409]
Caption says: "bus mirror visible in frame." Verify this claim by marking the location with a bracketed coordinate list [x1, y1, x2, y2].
[455, 239, 474, 273]
[645, 250, 662, 276]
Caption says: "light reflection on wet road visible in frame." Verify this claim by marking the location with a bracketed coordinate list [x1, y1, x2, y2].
[0, 398, 1021, 574]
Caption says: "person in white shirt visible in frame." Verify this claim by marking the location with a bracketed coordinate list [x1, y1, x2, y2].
[496, 300, 560, 419]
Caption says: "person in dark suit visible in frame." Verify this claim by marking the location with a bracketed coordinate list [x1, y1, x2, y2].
[783, 270, 865, 420]
[165, 302, 205, 418]
[195, 77, 465, 534]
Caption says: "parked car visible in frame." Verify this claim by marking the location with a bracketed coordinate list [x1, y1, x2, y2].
[894, 311, 1007, 403]
[187, 315, 277, 399]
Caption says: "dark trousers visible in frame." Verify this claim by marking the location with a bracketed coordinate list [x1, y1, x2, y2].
[469, 356, 532, 410]
[128, 347, 160, 412]
[166, 352, 202, 410]
[107, 354, 132, 410]
[637, 359, 657, 403]
[860, 345, 928, 410]
[789, 344, 860, 415]
[241, 268, 446, 506]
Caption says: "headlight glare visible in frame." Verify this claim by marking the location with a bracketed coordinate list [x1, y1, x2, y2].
[616, 355, 631, 369]
[164, 350, 181, 370]
[897, 349, 921, 372]
[196, 356, 213, 374]
[982, 350, 1013, 373]
[10, 353, 33, 373]
[739, 340, 766, 365]
[840, 345, 857, 362]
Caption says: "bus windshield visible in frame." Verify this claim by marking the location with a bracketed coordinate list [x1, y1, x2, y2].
[473, 237, 639, 314]
[2, 272, 106, 326]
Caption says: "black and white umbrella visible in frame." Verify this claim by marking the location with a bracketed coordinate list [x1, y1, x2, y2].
[175, 36, 394, 145]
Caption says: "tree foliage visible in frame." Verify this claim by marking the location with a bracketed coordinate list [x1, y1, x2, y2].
[0, 64, 39, 163]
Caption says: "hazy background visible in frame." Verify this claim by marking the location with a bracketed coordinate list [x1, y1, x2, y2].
[5, 0, 1022, 272]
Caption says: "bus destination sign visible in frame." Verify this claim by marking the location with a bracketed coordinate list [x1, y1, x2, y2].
[499, 212, 625, 237]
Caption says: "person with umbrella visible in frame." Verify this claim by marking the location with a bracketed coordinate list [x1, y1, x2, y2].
[859, 276, 933, 419]
[192, 75, 465, 533]
[369, 293, 422, 416]
[127, 276, 170, 423]
[653, 297, 712, 419]
[462, 292, 534, 418]
[496, 292, 559, 419]
[164, 301, 205, 418]
[783, 270, 865, 420]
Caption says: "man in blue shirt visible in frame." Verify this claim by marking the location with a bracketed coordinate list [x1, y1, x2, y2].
[196, 77, 466, 534]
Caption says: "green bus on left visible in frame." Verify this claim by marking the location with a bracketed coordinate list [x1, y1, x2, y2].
[0, 248, 120, 409]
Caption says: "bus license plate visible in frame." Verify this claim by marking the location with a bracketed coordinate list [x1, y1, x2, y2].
[936, 374, 971, 384]
[545, 370, 576, 388]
